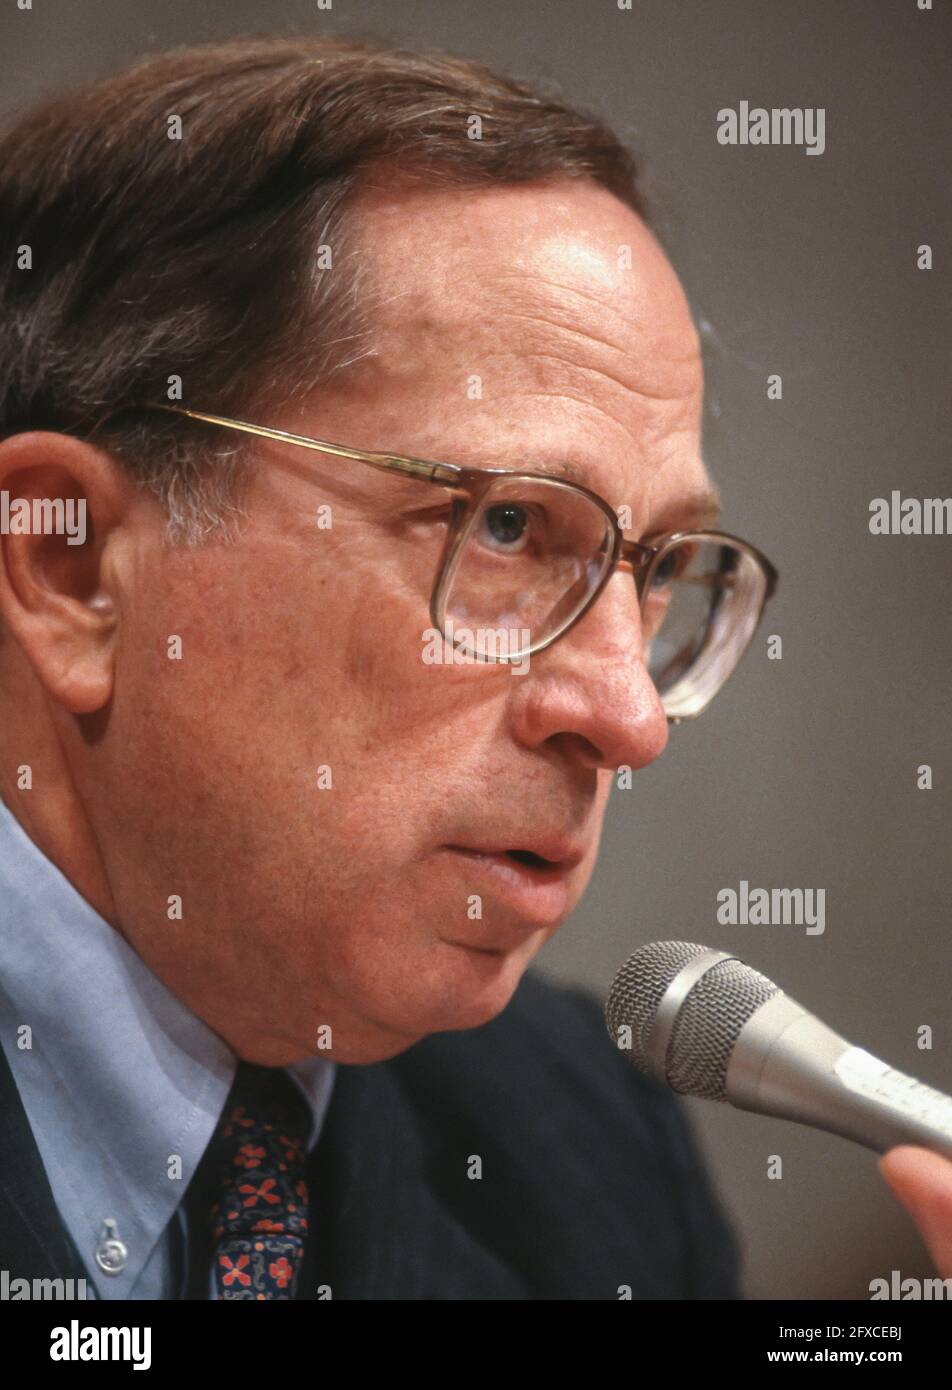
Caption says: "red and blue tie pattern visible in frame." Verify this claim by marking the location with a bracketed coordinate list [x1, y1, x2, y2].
[200, 1063, 311, 1300]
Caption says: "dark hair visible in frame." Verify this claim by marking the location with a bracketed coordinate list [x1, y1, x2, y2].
[0, 34, 645, 538]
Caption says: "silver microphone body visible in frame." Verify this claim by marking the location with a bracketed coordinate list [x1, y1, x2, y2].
[607, 942, 952, 1161]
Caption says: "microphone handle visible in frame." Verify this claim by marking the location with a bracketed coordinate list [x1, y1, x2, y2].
[725, 992, 952, 1161]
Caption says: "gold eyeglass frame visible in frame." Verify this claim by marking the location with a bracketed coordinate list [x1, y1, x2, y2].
[119, 402, 778, 721]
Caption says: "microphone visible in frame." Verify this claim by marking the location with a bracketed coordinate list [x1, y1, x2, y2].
[605, 941, 952, 1160]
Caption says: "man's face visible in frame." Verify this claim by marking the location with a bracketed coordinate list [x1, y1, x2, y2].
[86, 178, 715, 1064]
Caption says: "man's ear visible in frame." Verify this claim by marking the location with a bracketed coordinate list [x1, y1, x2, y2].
[0, 431, 137, 714]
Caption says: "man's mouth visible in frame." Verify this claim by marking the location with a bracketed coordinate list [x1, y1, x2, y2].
[501, 848, 559, 872]
[438, 842, 585, 939]
[446, 841, 585, 875]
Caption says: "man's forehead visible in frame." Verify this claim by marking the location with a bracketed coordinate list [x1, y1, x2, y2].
[357, 174, 700, 353]
[355, 183, 703, 448]
[340, 176, 712, 526]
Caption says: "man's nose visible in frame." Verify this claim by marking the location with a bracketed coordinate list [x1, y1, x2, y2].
[506, 570, 669, 771]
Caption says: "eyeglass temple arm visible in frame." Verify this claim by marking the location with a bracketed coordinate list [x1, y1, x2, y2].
[86, 404, 779, 598]
[102, 403, 463, 487]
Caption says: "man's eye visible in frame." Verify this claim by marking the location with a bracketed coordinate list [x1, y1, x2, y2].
[649, 543, 696, 588]
[479, 503, 531, 552]
[650, 551, 680, 587]
[650, 553, 675, 587]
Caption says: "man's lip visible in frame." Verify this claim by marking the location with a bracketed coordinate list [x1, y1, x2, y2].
[439, 845, 575, 939]
[444, 842, 586, 874]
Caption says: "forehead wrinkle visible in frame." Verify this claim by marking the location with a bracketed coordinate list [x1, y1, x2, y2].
[459, 430, 715, 522]
[497, 306, 635, 381]
[481, 302, 703, 416]
[485, 266, 635, 336]
[501, 367, 702, 474]
[509, 343, 701, 411]
[470, 376, 714, 534]
[483, 261, 702, 356]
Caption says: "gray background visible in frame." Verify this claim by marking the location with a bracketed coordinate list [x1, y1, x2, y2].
[2, 0, 949, 1299]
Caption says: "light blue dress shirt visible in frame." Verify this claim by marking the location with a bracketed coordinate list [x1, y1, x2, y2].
[0, 794, 336, 1299]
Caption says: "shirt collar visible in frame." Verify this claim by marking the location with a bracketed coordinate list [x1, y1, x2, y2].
[0, 795, 335, 1297]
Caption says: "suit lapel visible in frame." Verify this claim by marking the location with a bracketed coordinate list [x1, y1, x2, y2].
[0, 1035, 525, 1299]
[300, 1056, 525, 1300]
[0, 1042, 88, 1283]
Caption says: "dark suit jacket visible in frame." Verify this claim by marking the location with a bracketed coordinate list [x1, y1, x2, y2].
[0, 968, 740, 1300]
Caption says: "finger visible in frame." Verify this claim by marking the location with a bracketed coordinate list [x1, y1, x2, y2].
[880, 1146, 952, 1280]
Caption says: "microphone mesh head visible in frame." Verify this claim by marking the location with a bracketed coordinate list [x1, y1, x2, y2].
[605, 941, 779, 1101]
[605, 941, 712, 1068]
[667, 956, 778, 1099]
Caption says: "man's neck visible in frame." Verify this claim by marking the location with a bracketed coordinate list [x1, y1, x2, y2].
[0, 658, 119, 929]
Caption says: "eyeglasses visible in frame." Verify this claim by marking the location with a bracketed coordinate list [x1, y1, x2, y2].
[128, 403, 778, 723]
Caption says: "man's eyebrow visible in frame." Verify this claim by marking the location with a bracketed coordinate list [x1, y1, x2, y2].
[458, 453, 588, 486]
[523, 460, 723, 532]
[643, 485, 723, 534]
[540, 458, 597, 488]
[382, 449, 722, 530]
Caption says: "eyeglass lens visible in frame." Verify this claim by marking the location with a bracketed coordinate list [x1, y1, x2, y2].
[441, 476, 766, 715]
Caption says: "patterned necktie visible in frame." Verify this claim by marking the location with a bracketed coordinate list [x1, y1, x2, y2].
[188, 1061, 311, 1300]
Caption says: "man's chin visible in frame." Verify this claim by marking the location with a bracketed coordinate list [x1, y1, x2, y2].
[306, 935, 542, 1063]
[423, 936, 535, 1030]
[358, 940, 532, 1055]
